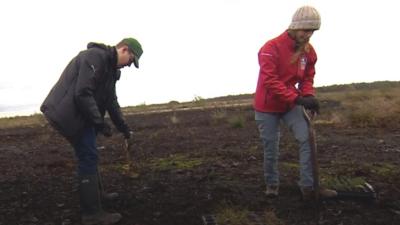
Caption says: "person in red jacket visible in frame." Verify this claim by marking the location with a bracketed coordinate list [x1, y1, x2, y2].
[254, 6, 336, 200]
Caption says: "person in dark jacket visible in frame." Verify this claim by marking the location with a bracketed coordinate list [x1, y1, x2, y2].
[41, 37, 143, 225]
[254, 6, 337, 200]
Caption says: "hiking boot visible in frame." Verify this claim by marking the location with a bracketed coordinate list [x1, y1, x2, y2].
[82, 211, 122, 225]
[319, 188, 338, 198]
[79, 175, 122, 225]
[265, 185, 279, 197]
[301, 186, 337, 201]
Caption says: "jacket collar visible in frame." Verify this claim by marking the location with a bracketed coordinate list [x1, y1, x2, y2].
[280, 30, 297, 51]
[110, 48, 121, 80]
[86, 43, 120, 80]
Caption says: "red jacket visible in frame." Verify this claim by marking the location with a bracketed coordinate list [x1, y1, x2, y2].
[254, 31, 317, 113]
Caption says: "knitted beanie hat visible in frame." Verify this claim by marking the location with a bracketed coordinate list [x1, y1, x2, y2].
[289, 6, 321, 30]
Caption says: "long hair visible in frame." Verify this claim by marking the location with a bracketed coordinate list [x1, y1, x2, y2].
[288, 30, 311, 64]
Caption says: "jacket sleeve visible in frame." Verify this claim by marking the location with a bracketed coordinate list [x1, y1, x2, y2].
[107, 77, 130, 134]
[299, 49, 317, 96]
[74, 52, 104, 127]
[259, 43, 298, 103]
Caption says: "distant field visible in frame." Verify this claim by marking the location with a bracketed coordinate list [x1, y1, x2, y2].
[1, 80, 399, 129]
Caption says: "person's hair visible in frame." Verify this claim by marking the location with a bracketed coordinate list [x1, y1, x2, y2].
[288, 30, 311, 64]
[116, 41, 128, 49]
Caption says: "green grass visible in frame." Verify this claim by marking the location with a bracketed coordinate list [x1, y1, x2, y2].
[317, 85, 400, 128]
[150, 154, 203, 171]
[322, 175, 366, 191]
[0, 113, 45, 129]
[215, 204, 251, 225]
[227, 114, 246, 128]
[215, 202, 285, 225]
[193, 95, 206, 106]
[369, 163, 399, 177]
[281, 162, 300, 170]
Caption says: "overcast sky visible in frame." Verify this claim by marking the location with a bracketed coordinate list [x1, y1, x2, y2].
[0, 0, 399, 116]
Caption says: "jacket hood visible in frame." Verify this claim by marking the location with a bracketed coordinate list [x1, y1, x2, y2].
[86, 42, 118, 70]
[87, 42, 109, 50]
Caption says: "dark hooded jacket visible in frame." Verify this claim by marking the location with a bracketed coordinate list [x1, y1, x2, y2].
[40, 43, 130, 144]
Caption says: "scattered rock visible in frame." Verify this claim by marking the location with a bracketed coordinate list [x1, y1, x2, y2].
[390, 209, 400, 215]
[61, 219, 72, 225]
[247, 155, 257, 161]
[30, 216, 39, 222]
[231, 162, 240, 167]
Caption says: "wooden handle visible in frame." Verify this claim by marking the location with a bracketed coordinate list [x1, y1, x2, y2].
[303, 107, 320, 201]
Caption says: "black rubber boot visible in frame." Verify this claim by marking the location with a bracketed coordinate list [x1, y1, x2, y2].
[79, 175, 122, 225]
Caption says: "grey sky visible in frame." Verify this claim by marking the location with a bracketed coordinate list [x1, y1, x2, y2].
[0, 0, 399, 117]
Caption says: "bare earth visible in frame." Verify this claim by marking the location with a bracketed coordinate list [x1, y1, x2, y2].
[0, 103, 399, 225]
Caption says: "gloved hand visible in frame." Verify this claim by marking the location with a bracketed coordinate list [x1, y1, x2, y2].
[295, 96, 320, 113]
[95, 122, 112, 137]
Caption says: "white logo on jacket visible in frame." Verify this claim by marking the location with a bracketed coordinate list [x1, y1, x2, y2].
[90, 65, 96, 73]
[300, 56, 307, 70]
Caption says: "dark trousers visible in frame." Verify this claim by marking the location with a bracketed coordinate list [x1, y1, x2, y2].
[73, 127, 98, 175]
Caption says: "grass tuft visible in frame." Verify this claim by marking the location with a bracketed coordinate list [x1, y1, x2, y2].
[215, 204, 251, 225]
[150, 154, 203, 171]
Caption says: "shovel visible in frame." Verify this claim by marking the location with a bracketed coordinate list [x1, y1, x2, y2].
[334, 181, 377, 202]
[302, 107, 377, 202]
[302, 107, 320, 201]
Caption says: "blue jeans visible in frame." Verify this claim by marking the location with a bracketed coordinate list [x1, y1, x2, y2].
[255, 106, 313, 187]
[72, 127, 99, 176]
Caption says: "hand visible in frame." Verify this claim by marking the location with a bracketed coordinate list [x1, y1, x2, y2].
[96, 122, 112, 137]
[295, 96, 320, 113]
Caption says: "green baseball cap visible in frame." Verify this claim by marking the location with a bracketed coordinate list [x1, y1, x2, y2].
[122, 38, 143, 68]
